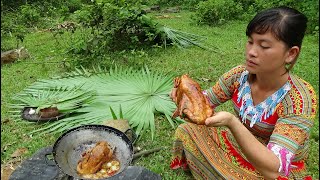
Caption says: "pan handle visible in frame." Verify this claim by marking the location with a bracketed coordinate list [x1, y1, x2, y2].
[124, 128, 137, 144]
[44, 152, 56, 166]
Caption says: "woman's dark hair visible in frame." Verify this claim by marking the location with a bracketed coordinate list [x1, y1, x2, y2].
[246, 6, 308, 72]
[246, 6, 308, 49]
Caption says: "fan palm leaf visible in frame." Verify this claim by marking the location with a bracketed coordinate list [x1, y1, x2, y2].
[11, 66, 179, 140]
[159, 26, 209, 50]
[9, 86, 94, 114]
[139, 14, 213, 51]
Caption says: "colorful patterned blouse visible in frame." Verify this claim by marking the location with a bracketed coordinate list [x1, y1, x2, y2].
[204, 65, 318, 177]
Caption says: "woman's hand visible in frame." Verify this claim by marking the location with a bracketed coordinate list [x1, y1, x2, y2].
[205, 111, 237, 128]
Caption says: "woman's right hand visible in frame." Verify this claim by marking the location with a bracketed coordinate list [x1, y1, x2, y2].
[205, 111, 238, 128]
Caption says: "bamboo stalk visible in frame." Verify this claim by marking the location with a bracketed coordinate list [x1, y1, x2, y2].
[133, 147, 164, 160]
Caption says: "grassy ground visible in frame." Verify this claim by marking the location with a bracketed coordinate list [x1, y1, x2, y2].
[1, 11, 319, 179]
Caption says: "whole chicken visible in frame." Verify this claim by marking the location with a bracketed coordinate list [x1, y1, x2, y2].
[172, 74, 213, 125]
[77, 141, 113, 175]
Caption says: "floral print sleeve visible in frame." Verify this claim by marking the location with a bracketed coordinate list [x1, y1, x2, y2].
[267, 142, 294, 176]
[268, 75, 318, 177]
[203, 65, 245, 108]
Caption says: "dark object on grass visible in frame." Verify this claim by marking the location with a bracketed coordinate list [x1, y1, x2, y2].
[39, 107, 60, 118]
[21, 107, 66, 122]
[162, 6, 181, 13]
[143, 5, 161, 13]
[1, 47, 30, 65]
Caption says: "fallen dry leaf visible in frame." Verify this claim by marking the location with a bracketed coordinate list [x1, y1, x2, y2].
[10, 148, 28, 158]
[1, 165, 14, 180]
[22, 134, 32, 141]
[197, 77, 212, 82]
[1, 119, 10, 124]
[1, 157, 22, 180]
[1, 142, 16, 153]
[5, 157, 23, 166]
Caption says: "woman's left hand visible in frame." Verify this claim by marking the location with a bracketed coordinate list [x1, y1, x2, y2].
[205, 111, 237, 128]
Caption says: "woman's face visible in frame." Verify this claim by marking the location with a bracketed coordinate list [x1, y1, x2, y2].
[245, 31, 290, 75]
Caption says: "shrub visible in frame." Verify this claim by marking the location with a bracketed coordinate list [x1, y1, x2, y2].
[234, 0, 319, 34]
[296, 0, 319, 35]
[193, 0, 318, 34]
[151, 0, 204, 10]
[19, 4, 41, 27]
[68, 1, 161, 56]
[1, 9, 29, 50]
[193, 0, 243, 25]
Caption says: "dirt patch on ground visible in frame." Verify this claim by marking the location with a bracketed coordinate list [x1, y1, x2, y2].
[1, 159, 22, 180]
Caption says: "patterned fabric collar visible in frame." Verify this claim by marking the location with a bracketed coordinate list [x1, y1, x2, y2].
[237, 70, 291, 127]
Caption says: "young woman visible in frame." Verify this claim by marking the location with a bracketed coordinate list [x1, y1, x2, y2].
[170, 6, 317, 180]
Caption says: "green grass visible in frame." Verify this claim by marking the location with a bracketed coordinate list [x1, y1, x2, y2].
[1, 11, 319, 179]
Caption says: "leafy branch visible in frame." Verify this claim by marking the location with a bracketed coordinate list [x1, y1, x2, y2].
[10, 66, 183, 140]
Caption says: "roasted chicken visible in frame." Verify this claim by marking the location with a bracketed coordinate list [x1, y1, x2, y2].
[172, 74, 213, 125]
[77, 141, 113, 175]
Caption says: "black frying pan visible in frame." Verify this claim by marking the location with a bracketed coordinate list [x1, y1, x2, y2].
[51, 125, 134, 179]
